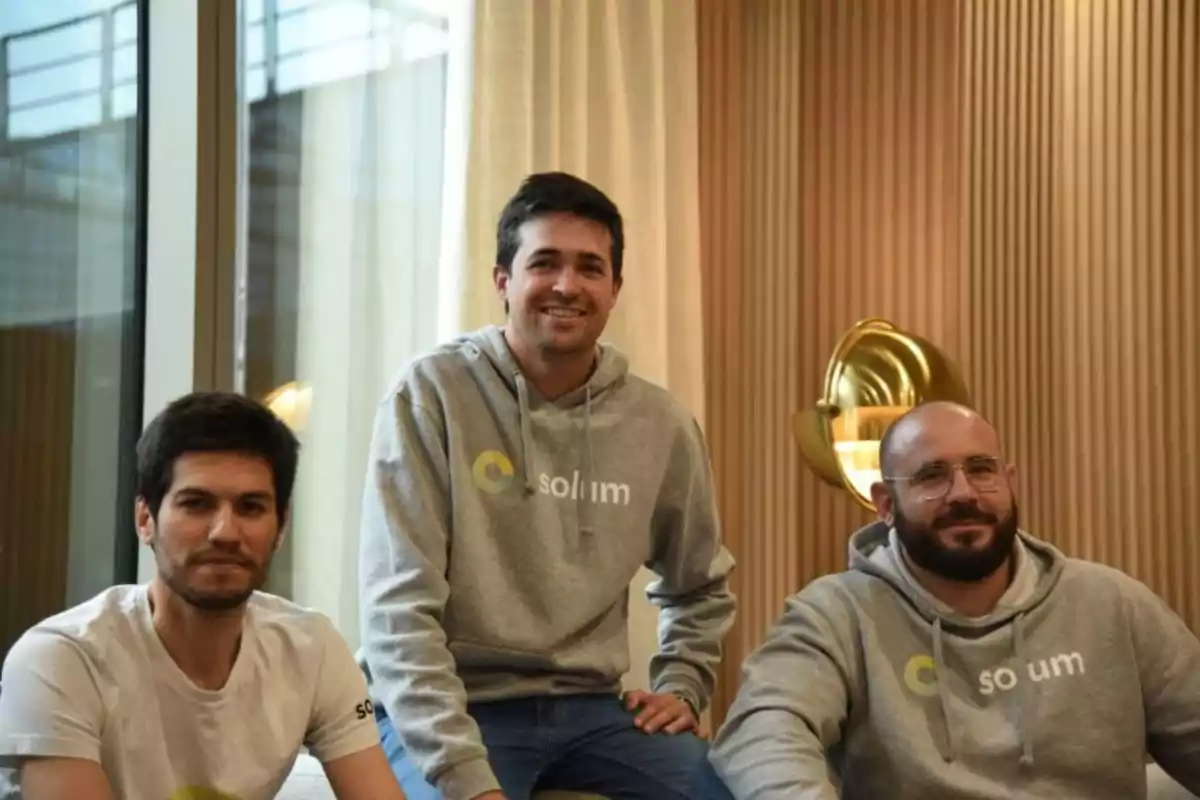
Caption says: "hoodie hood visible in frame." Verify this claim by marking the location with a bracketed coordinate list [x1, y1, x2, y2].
[849, 520, 1065, 768]
[467, 325, 628, 533]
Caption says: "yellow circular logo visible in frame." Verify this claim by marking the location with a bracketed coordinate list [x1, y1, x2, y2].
[472, 450, 515, 494]
[904, 654, 938, 698]
[168, 788, 241, 800]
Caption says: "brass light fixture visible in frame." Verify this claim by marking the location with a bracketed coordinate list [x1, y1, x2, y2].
[264, 380, 312, 433]
[793, 318, 972, 509]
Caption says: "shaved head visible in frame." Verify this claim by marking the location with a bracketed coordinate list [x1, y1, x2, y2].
[879, 401, 1001, 478]
[871, 401, 1019, 584]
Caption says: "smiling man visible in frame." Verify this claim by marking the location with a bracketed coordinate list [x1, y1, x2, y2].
[359, 172, 736, 800]
[0, 392, 406, 800]
[709, 401, 1200, 799]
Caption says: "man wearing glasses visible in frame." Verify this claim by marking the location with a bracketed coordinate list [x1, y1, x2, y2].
[708, 401, 1200, 799]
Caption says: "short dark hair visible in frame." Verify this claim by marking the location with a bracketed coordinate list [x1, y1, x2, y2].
[495, 172, 625, 280]
[137, 391, 300, 525]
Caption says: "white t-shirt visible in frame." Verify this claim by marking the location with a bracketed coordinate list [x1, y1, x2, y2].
[0, 585, 380, 799]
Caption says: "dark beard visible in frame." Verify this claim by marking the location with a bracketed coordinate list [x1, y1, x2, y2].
[895, 500, 1020, 583]
[155, 540, 270, 612]
[166, 574, 256, 611]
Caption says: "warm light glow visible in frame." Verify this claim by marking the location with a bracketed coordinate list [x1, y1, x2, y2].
[263, 381, 312, 433]
[834, 440, 882, 499]
[830, 405, 908, 502]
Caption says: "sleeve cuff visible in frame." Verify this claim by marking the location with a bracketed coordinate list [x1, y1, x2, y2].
[653, 669, 707, 714]
[435, 757, 501, 800]
[307, 722, 381, 765]
[0, 733, 100, 764]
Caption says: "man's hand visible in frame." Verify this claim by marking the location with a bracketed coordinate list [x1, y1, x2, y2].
[471, 793, 507, 800]
[624, 690, 699, 735]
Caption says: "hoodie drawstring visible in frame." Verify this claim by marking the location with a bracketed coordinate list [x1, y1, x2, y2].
[932, 618, 958, 763]
[515, 373, 535, 495]
[931, 613, 1035, 768]
[579, 386, 595, 534]
[1013, 613, 1035, 767]
[513, 372, 597, 537]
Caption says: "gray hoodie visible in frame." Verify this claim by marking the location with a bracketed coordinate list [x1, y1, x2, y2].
[359, 325, 736, 800]
[710, 520, 1200, 799]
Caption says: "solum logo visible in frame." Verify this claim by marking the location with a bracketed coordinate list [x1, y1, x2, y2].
[902, 651, 1088, 699]
[904, 654, 939, 698]
[472, 450, 515, 494]
[470, 450, 632, 505]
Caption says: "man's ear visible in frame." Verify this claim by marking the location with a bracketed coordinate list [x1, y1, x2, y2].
[134, 497, 155, 546]
[493, 266, 512, 315]
[274, 511, 290, 552]
[1004, 461, 1019, 496]
[493, 265, 510, 298]
[870, 481, 895, 523]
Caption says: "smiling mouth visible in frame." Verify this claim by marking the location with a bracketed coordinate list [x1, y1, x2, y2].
[541, 306, 586, 318]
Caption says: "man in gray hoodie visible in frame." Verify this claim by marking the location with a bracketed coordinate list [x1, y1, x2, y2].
[710, 401, 1200, 799]
[359, 172, 737, 800]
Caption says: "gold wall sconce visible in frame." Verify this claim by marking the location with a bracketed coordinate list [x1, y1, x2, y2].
[264, 380, 312, 433]
[792, 318, 972, 509]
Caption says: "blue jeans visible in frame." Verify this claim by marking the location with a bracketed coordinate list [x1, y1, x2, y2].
[376, 694, 734, 800]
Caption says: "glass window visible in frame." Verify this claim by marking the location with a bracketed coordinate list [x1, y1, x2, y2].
[236, 0, 464, 646]
[0, 0, 144, 660]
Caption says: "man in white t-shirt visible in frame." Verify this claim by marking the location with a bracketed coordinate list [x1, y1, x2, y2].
[0, 391, 407, 800]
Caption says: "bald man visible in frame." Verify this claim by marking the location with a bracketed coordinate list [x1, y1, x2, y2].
[708, 401, 1200, 799]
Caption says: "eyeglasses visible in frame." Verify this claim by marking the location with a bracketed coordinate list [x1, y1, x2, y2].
[883, 456, 1006, 502]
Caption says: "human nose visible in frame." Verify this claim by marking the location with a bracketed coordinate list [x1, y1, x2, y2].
[552, 266, 581, 296]
[942, 465, 979, 503]
[207, 504, 241, 542]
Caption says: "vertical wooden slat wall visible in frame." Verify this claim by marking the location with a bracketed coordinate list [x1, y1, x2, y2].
[698, 0, 1200, 722]
[697, 0, 746, 718]
[0, 327, 74, 658]
[698, 0, 965, 721]
[1038, 0, 1200, 621]
[960, 0, 1200, 644]
[960, 0, 1062, 580]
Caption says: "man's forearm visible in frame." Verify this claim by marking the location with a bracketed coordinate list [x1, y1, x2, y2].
[18, 757, 116, 800]
[711, 709, 841, 800]
[649, 579, 736, 710]
[360, 396, 501, 799]
[364, 629, 501, 799]
[360, 565, 502, 800]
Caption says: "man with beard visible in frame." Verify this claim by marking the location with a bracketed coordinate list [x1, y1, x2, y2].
[707, 401, 1200, 799]
[0, 392, 406, 800]
[359, 172, 736, 800]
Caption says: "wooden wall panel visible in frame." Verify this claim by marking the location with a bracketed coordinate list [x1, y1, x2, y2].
[699, 0, 1200, 721]
[962, 0, 1200, 632]
[698, 0, 964, 723]
[697, 0, 746, 718]
[959, 0, 1062, 577]
[0, 326, 74, 659]
[1041, 0, 1200, 619]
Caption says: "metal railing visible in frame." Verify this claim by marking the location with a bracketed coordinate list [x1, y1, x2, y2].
[1, 0, 449, 143]
[1, 0, 138, 141]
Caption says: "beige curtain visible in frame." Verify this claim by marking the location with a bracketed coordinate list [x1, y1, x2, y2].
[456, 0, 707, 694]
[280, 1, 468, 648]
